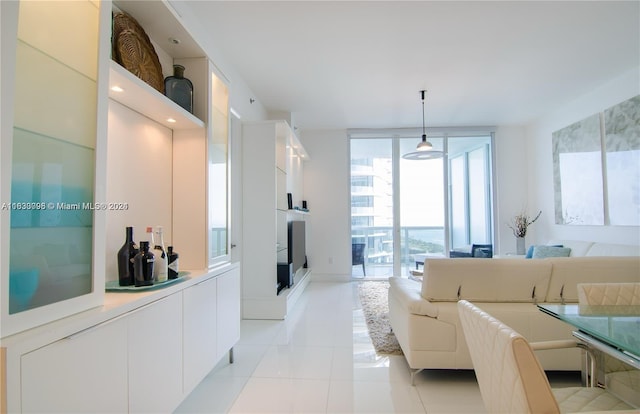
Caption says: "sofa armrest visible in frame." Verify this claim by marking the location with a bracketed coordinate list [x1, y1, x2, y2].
[388, 277, 439, 317]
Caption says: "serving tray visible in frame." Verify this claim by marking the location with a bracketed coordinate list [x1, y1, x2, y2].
[106, 271, 190, 292]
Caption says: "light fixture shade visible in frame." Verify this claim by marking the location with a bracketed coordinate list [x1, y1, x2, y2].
[402, 149, 444, 160]
[416, 138, 432, 151]
[402, 89, 445, 160]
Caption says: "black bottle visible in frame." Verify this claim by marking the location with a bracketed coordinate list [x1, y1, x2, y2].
[167, 246, 179, 280]
[134, 241, 155, 287]
[164, 64, 193, 113]
[117, 227, 138, 286]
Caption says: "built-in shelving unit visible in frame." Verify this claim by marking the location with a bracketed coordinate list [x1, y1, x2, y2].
[242, 121, 311, 319]
[1, 0, 239, 412]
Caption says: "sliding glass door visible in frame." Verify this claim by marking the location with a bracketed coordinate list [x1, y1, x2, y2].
[350, 139, 394, 278]
[399, 137, 445, 275]
[350, 131, 493, 279]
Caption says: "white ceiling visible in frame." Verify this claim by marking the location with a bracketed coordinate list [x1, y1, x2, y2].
[184, 1, 639, 131]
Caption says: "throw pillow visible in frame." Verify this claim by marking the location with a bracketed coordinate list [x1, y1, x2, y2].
[526, 245, 535, 259]
[532, 245, 571, 259]
[526, 244, 564, 259]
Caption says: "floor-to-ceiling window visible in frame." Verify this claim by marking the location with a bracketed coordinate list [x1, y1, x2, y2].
[350, 139, 394, 278]
[350, 130, 494, 279]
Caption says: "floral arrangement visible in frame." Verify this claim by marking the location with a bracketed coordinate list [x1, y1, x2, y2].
[508, 210, 542, 238]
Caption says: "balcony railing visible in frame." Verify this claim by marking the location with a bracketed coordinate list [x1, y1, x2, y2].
[351, 226, 445, 271]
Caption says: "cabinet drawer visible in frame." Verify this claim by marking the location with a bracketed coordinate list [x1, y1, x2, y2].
[21, 317, 128, 413]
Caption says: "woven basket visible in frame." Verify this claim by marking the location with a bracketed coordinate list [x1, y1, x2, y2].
[112, 12, 164, 93]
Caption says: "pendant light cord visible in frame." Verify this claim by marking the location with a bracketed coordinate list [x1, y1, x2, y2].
[421, 90, 426, 140]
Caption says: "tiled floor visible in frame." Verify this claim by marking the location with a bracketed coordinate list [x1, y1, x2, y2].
[175, 281, 580, 413]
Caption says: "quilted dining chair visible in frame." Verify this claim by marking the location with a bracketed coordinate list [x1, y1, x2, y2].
[577, 282, 640, 407]
[457, 300, 634, 413]
[577, 282, 640, 306]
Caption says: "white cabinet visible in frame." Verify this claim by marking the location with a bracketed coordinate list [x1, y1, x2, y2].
[183, 276, 218, 393]
[128, 294, 183, 413]
[242, 121, 311, 319]
[216, 266, 241, 358]
[183, 265, 240, 394]
[21, 316, 128, 413]
[6, 265, 240, 413]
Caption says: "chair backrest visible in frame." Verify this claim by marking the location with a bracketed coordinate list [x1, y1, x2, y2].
[472, 244, 493, 258]
[577, 282, 640, 305]
[352, 243, 365, 265]
[457, 300, 560, 414]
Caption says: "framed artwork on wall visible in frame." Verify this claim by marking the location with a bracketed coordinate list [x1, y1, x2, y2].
[604, 95, 640, 226]
[552, 113, 604, 225]
[552, 95, 640, 226]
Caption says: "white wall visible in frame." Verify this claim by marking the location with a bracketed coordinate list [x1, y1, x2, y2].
[526, 67, 640, 247]
[493, 125, 529, 255]
[299, 130, 352, 281]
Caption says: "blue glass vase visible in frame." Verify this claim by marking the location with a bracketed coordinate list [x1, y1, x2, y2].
[164, 64, 193, 113]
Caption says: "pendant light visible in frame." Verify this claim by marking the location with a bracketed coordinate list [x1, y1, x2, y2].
[402, 90, 444, 160]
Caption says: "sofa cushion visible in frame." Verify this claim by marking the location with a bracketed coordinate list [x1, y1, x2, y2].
[544, 257, 640, 303]
[389, 277, 439, 317]
[532, 246, 571, 259]
[547, 240, 594, 257]
[421, 258, 552, 303]
[585, 243, 640, 257]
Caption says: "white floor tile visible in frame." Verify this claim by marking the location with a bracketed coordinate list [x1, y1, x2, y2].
[326, 380, 426, 413]
[228, 377, 330, 414]
[208, 343, 269, 378]
[252, 344, 334, 380]
[174, 375, 249, 414]
[238, 319, 284, 345]
[414, 370, 486, 413]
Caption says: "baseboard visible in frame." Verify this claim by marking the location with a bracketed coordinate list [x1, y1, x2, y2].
[310, 273, 352, 283]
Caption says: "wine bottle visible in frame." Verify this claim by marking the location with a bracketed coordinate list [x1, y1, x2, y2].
[154, 226, 168, 282]
[164, 64, 193, 113]
[117, 226, 138, 286]
[167, 246, 179, 279]
[134, 241, 154, 287]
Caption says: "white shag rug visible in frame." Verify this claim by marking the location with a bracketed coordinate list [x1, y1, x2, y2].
[357, 281, 403, 355]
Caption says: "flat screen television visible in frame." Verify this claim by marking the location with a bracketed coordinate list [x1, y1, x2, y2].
[288, 220, 306, 274]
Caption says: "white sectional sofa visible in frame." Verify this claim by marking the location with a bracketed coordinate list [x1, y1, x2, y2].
[388, 241, 640, 380]
[545, 239, 640, 257]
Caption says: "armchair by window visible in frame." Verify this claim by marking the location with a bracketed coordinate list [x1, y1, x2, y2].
[352, 243, 366, 276]
[449, 244, 493, 258]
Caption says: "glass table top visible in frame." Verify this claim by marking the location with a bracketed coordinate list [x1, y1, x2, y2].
[538, 304, 640, 359]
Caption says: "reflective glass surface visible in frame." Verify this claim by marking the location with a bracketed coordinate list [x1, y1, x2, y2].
[539, 304, 640, 358]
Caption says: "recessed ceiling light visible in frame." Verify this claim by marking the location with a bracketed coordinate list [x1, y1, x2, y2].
[111, 86, 124, 92]
[167, 118, 177, 123]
